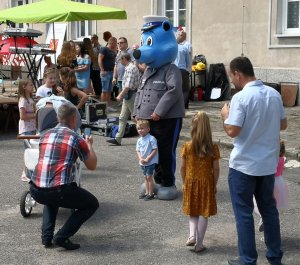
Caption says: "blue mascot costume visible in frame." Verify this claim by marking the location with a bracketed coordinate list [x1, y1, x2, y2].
[133, 16, 185, 200]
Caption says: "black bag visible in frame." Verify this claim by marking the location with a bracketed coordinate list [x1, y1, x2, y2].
[193, 54, 207, 65]
[124, 123, 138, 137]
[109, 123, 138, 138]
[205, 63, 231, 101]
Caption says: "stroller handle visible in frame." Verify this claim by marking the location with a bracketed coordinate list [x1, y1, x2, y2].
[17, 135, 41, 140]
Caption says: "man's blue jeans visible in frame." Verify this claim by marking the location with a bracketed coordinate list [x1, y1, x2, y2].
[228, 168, 283, 265]
[30, 182, 99, 243]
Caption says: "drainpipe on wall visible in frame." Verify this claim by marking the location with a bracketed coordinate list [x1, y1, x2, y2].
[268, 0, 300, 49]
[151, 0, 154, 15]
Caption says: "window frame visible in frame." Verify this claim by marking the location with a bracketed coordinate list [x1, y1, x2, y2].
[280, 0, 300, 36]
[161, 0, 187, 29]
[72, 0, 94, 39]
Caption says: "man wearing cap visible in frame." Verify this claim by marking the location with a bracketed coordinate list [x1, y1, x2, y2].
[133, 16, 184, 200]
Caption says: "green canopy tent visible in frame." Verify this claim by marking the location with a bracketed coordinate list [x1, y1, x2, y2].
[0, 0, 127, 23]
[0, 0, 127, 85]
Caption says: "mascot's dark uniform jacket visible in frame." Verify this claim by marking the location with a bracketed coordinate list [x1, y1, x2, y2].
[133, 63, 185, 187]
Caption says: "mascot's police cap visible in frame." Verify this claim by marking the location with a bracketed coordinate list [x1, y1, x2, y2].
[142, 15, 169, 31]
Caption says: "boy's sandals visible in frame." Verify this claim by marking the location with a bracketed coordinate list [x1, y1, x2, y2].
[186, 236, 196, 246]
[190, 245, 207, 253]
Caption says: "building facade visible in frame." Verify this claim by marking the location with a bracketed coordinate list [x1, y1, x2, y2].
[1, 0, 299, 85]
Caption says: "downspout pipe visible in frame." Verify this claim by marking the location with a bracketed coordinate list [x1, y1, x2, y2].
[188, 0, 192, 44]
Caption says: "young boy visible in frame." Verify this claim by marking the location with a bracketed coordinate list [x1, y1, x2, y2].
[136, 120, 159, 201]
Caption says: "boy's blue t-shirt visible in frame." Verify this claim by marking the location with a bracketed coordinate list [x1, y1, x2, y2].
[136, 133, 159, 166]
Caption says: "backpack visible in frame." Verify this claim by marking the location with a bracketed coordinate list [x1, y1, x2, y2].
[109, 123, 138, 138]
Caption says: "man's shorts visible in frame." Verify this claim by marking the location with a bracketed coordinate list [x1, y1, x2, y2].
[100, 71, 113, 92]
[140, 164, 156, 177]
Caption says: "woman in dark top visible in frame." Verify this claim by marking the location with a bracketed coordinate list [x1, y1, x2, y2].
[59, 67, 88, 110]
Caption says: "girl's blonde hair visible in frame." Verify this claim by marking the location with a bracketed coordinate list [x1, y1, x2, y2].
[191, 111, 214, 156]
[57, 41, 77, 67]
[18, 79, 33, 101]
[43, 68, 56, 79]
[137, 119, 150, 129]
[279, 139, 285, 157]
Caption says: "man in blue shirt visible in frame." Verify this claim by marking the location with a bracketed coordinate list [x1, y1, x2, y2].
[221, 57, 287, 265]
[174, 30, 192, 109]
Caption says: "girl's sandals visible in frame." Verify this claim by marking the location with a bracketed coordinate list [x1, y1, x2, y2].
[190, 245, 207, 253]
[185, 236, 196, 246]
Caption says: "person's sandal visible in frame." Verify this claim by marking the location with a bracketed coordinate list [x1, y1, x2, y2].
[190, 245, 207, 253]
[186, 236, 196, 246]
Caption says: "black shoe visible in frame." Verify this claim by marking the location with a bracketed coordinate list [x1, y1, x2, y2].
[144, 194, 155, 201]
[42, 240, 53, 248]
[106, 138, 121, 146]
[53, 238, 80, 250]
[139, 193, 146, 199]
[228, 259, 247, 265]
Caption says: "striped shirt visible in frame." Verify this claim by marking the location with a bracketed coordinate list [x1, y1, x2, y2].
[122, 62, 140, 91]
[31, 125, 89, 188]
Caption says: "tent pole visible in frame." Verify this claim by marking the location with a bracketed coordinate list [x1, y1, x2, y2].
[52, 22, 57, 64]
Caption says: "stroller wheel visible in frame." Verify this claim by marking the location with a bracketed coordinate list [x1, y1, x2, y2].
[20, 190, 34, 217]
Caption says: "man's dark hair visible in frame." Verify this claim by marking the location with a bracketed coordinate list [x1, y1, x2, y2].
[118, 37, 128, 43]
[230, 56, 255, 77]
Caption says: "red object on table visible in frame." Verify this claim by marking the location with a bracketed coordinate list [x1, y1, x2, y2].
[0, 36, 38, 55]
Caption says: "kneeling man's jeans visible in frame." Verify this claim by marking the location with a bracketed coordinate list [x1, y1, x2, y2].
[228, 168, 283, 265]
[30, 182, 99, 243]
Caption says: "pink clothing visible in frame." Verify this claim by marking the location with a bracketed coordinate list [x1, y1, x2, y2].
[275, 156, 284, 177]
[274, 156, 288, 209]
[18, 97, 36, 134]
[274, 176, 288, 209]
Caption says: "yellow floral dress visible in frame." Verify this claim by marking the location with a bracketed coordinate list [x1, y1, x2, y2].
[180, 142, 220, 217]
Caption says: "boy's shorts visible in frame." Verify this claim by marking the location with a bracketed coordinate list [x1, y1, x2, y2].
[140, 164, 156, 177]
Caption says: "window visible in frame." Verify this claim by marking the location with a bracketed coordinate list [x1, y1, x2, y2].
[280, 0, 300, 35]
[158, 0, 187, 28]
[73, 0, 93, 38]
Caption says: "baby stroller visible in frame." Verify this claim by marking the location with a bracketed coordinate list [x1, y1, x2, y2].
[19, 104, 83, 217]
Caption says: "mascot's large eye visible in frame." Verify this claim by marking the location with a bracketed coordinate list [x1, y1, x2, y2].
[146, 36, 153, 46]
[140, 37, 144, 46]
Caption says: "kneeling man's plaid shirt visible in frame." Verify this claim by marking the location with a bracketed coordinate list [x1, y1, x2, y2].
[31, 126, 89, 188]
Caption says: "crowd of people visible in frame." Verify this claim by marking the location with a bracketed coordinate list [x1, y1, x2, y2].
[16, 27, 288, 265]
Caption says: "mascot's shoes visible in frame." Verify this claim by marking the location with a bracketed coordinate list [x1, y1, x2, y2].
[53, 238, 80, 250]
[186, 236, 196, 246]
[106, 138, 121, 146]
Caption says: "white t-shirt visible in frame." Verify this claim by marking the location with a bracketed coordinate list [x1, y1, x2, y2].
[36, 85, 52, 98]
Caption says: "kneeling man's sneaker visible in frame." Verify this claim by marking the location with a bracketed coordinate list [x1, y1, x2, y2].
[54, 238, 80, 250]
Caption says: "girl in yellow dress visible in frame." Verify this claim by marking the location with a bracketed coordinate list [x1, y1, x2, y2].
[180, 111, 220, 253]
